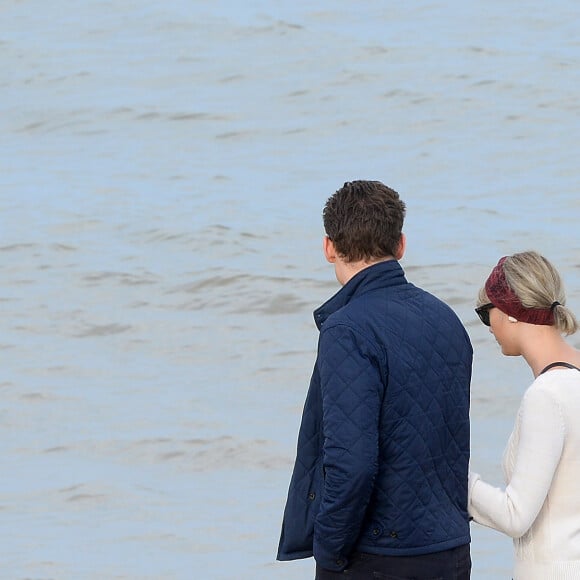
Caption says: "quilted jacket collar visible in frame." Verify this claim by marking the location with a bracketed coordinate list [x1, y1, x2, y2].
[313, 259, 407, 329]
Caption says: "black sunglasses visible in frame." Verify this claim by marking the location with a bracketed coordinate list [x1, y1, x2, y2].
[475, 303, 494, 326]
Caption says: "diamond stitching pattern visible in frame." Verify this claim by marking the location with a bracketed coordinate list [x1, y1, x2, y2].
[278, 262, 471, 565]
[315, 288, 470, 543]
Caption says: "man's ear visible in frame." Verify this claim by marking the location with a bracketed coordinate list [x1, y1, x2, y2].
[323, 236, 337, 263]
[394, 233, 406, 261]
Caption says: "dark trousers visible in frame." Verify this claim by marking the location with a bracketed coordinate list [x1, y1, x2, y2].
[315, 544, 471, 580]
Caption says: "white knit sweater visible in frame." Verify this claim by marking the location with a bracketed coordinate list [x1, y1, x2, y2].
[469, 369, 580, 580]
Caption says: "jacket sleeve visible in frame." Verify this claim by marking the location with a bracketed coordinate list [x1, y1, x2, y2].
[468, 387, 565, 538]
[313, 322, 385, 571]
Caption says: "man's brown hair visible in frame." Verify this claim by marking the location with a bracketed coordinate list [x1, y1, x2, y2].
[323, 180, 406, 263]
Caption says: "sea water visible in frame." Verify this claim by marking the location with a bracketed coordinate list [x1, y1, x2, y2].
[2, 1, 580, 578]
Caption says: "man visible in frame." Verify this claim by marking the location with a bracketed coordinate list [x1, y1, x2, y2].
[277, 180, 472, 579]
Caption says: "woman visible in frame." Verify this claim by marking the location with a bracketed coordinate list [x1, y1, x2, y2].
[469, 251, 580, 579]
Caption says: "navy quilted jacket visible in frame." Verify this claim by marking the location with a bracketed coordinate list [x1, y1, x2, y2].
[277, 260, 472, 572]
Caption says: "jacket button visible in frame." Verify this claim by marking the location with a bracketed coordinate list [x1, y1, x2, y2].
[372, 528, 380, 536]
[308, 492, 316, 500]
[336, 559, 345, 567]
[390, 531, 398, 538]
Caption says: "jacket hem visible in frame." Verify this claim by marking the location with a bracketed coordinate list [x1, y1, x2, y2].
[355, 534, 470, 557]
[277, 549, 314, 562]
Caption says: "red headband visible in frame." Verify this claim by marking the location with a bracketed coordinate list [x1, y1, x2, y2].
[485, 257, 555, 326]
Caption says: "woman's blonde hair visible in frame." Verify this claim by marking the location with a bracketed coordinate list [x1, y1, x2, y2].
[479, 251, 578, 335]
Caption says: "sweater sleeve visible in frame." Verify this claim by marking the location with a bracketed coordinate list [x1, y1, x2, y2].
[313, 323, 384, 571]
[468, 386, 565, 538]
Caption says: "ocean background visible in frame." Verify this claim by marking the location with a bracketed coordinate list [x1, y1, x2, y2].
[2, 1, 580, 578]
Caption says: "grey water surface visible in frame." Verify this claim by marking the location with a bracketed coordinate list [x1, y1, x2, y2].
[2, 1, 580, 578]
